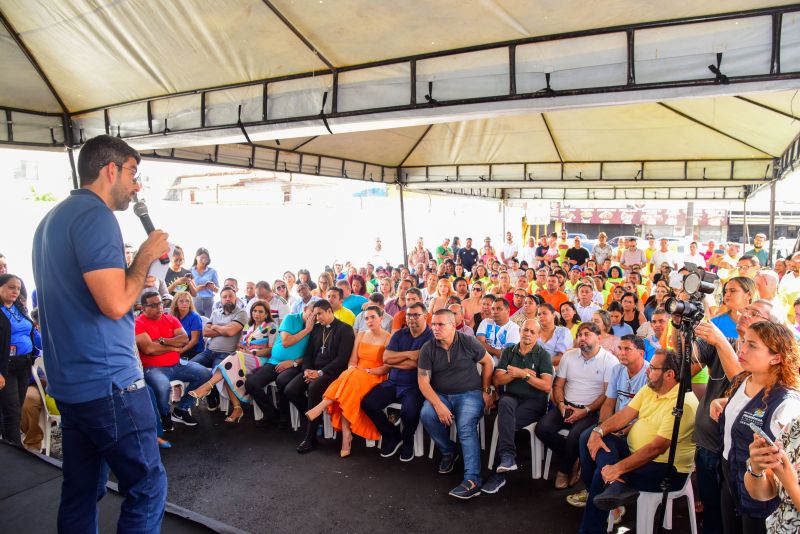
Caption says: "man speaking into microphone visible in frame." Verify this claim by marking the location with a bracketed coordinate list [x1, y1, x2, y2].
[33, 135, 169, 533]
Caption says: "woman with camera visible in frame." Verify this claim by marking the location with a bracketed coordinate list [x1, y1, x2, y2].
[710, 321, 800, 534]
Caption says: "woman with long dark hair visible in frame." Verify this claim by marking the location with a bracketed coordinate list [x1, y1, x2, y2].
[191, 247, 219, 318]
[0, 274, 37, 445]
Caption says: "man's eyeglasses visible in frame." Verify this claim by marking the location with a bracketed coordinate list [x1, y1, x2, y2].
[112, 162, 141, 184]
[143, 302, 162, 308]
[741, 308, 767, 320]
[406, 313, 423, 319]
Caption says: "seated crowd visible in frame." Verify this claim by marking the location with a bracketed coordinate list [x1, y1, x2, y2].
[5, 229, 800, 532]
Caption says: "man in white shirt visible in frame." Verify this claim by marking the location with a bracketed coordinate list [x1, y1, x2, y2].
[476, 297, 520, 365]
[501, 232, 518, 266]
[683, 241, 707, 268]
[574, 283, 601, 323]
[247, 281, 290, 324]
[535, 322, 617, 489]
[520, 236, 537, 267]
[651, 238, 677, 271]
[592, 232, 614, 266]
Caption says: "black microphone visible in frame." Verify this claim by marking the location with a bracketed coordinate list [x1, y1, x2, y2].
[133, 196, 169, 264]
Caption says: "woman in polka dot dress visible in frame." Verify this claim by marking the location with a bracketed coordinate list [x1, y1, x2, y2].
[189, 300, 277, 423]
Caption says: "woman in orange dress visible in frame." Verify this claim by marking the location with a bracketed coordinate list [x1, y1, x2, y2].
[305, 306, 390, 457]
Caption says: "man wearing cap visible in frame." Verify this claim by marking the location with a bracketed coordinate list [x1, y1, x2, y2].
[457, 237, 479, 273]
[745, 233, 769, 266]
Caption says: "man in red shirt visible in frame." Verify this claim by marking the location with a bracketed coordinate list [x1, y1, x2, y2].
[135, 291, 211, 430]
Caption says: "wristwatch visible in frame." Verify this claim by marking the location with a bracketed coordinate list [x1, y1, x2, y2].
[746, 458, 764, 478]
[317, 370, 324, 377]
[158, 337, 165, 345]
[482, 387, 492, 394]
[592, 426, 605, 437]
[292, 360, 299, 368]
[524, 374, 532, 382]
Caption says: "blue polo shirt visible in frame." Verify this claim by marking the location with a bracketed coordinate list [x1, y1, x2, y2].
[178, 310, 204, 354]
[32, 189, 142, 403]
[269, 313, 310, 365]
[386, 326, 434, 392]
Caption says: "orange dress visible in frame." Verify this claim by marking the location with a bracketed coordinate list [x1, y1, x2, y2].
[324, 342, 387, 440]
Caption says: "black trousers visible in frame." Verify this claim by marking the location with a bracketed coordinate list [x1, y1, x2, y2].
[244, 364, 301, 420]
[0, 356, 32, 445]
[535, 406, 598, 474]
[720, 460, 767, 534]
[283, 371, 336, 440]
[361, 383, 424, 448]
[495, 394, 548, 464]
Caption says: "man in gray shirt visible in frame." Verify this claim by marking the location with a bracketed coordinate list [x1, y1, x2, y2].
[190, 286, 248, 410]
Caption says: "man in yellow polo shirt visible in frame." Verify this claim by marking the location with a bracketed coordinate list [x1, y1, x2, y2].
[576, 348, 698, 533]
[326, 287, 356, 326]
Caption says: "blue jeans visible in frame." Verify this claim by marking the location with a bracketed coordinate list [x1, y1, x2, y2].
[194, 296, 214, 319]
[147, 385, 163, 438]
[190, 348, 229, 370]
[578, 433, 687, 534]
[420, 390, 484, 485]
[56, 386, 167, 534]
[144, 360, 211, 414]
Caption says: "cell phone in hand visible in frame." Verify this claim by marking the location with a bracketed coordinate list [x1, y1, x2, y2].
[564, 407, 574, 419]
[748, 422, 776, 447]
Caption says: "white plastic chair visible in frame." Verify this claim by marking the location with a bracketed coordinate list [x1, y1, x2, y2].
[31, 357, 60, 457]
[634, 475, 697, 534]
[542, 428, 570, 479]
[487, 417, 544, 478]
[376, 402, 425, 457]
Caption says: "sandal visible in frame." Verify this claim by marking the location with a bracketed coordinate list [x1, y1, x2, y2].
[225, 405, 244, 424]
[189, 382, 214, 405]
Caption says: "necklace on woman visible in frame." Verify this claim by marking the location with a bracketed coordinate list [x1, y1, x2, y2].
[3, 304, 22, 322]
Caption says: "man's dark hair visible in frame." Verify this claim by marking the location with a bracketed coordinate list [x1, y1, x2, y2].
[620, 334, 645, 352]
[446, 295, 462, 306]
[313, 299, 332, 312]
[493, 297, 509, 309]
[368, 292, 385, 305]
[407, 302, 427, 314]
[739, 255, 760, 267]
[220, 285, 236, 296]
[256, 281, 270, 290]
[576, 322, 601, 336]
[607, 301, 623, 313]
[453, 276, 466, 286]
[141, 290, 160, 305]
[327, 286, 344, 299]
[224, 277, 238, 286]
[77, 135, 141, 187]
[652, 307, 669, 317]
[482, 293, 497, 302]
[656, 349, 682, 381]
[405, 287, 423, 299]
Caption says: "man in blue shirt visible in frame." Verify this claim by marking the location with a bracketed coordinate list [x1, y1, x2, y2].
[245, 305, 315, 424]
[32, 135, 169, 533]
[338, 279, 368, 317]
[361, 301, 433, 461]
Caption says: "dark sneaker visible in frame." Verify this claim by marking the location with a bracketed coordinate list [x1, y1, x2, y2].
[399, 442, 415, 462]
[449, 479, 481, 500]
[593, 483, 640, 511]
[171, 408, 198, 426]
[481, 473, 506, 494]
[206, 396, 220, 412]
[438, 452, 460, 474]
[496, 455, 518, 473]
[380, 435, 402, 458]
[161, 413, 174, 432]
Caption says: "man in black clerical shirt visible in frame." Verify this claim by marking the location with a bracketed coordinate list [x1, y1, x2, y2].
[285, 299, 355, 453]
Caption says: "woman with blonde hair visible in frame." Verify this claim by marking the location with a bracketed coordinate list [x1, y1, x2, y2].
[429, 277, 454, 313]
[314, 271, 334, 297]
[710, 321, 800, 533]
[170, 291, 204, 359]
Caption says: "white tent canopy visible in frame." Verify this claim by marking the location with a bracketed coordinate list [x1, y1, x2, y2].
[2, 0, 800, 200]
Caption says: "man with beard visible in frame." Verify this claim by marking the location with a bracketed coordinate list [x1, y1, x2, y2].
[456, 237, 479, 273]
[535, 322, 616, 490]
[32, 135, 170, 531]
[191, 286, 248, 410]
[577, 349, 698, 533]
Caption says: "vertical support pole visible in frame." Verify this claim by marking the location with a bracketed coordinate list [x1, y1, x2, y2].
[502, 197, 506, 237]
[398, 182, 408, 266]
[743, 195, 750, 251]
[768, 180, 777, 266]
[67, 147, 79, 190]
[63, 112, 79, 190]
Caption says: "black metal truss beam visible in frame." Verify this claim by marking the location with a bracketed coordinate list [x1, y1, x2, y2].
[259, 0, 335, 71]
[140, 142, 395, 184]
[502, 186, 748, 201]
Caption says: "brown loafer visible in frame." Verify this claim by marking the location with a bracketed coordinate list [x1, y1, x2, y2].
[569, 460, 581, 487]
[555, 472, 569, 489]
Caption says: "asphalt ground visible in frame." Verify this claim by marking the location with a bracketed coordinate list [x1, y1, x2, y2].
[159, 405, 696, 534]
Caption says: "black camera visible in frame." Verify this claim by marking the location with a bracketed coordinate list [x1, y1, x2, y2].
[664, 262, 718, 324]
